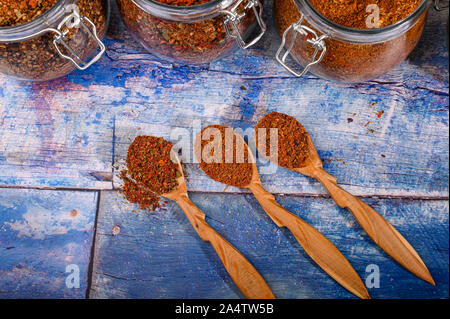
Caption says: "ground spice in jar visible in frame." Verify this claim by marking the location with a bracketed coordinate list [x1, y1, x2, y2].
[197, 125, 253, 187]
[274, 0, 428, 82]
[308, 0, 423, 29]
[0, 0, 58, 27]
[116, 0, 259, 64]
[0, 0, 108, 80]
[255, 112, 309, 169]
[120, 136, 180, 211]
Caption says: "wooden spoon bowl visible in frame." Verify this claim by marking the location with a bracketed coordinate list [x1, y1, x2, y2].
[127, 151, 275, 299]
[255, 114, 435, 285]
[195, 127, 370, 299]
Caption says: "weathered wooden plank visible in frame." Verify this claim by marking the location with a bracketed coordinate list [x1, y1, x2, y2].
[0, 1, 448, 196]
[0, 188, 98, 298]
[90, 191, 448, 299]
[0, 81, 115, 189]
[111, 83, 449, 197]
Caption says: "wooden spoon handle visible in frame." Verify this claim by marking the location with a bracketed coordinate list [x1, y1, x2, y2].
[249, 182, 370, 299]
[313, 168, 435, 285]
[176, 194, 275, 299]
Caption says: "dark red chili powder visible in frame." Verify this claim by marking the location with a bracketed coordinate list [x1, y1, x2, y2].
[121, 136, 180, 211]
[255, 112, 309, 169]
[197, 125, 253, 187]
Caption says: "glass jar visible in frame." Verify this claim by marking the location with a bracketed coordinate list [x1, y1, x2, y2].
[0, 0, 110, 81]
[274, 0, 432, 82]
[116, 0, 266, 64]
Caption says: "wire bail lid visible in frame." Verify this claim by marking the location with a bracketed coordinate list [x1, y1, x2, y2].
[222, 0, 267, 49]
[275, 14, 327, 78]
[130, 0, 266, 49]
[51, 4, 106, 70]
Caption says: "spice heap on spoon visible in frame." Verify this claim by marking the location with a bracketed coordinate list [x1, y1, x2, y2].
[255, 112, 435, 285]
[121, 136, 275, 299]
[195, 125, 370, 299]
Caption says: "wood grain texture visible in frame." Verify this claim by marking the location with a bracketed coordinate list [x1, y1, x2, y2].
[0, 1, 448, 197]
[0, 80, 115, 189]
[248, 181, 370, 299]
[293, 134, 436, 285]
[90, 190, 448, 299]
[0, 188, 98, 298]
[129, 159, 276, 299]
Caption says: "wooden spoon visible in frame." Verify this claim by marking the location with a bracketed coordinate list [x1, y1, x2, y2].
[256, 116, 435, 286]
[195, 128, 370, 299]
[125, 153, 275, 299]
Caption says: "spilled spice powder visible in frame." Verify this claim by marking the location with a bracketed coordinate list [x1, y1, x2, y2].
[376, 110, 385, 118]
[120, 171, 161, 211]
[255, 112, 309, 169]
[197, 125, 253, 187]
[120, 136, 180, 211]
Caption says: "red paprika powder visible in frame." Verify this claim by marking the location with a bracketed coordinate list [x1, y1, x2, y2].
[274, 0, 428, 82]
[255, 112, 309, 169]
[197, 125, 253, 187]
[307, 0, 423, 29]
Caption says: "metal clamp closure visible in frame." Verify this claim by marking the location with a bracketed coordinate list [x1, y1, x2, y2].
[222, 0, 267, 49]
[275, 14, 327, 78]
[50, 4, 106, 70]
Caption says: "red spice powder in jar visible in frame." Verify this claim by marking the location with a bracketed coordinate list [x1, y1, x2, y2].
[274, 0, 428, 82]
[121, 136, 180, 211]
[197, 125, 253, 187]
[116, 0, 260, 64]
[0, 0, 108, 80]
[0, 0, 59, 27]
[255, 112, 309, 169]
[308, 0, 423, 29]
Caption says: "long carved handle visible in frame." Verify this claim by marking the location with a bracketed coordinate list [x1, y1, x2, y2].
[176, 194, 275, 299]
[313, 168, 435, 285]
[249, 182, 370, 299]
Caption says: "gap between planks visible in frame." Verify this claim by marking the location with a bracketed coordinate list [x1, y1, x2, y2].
[0, 185, 448, 201]
[86, 190, 101, 299]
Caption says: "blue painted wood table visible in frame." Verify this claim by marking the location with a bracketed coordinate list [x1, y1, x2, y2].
[0, 1, 448, 299]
